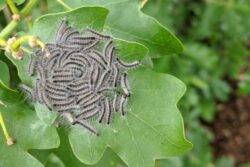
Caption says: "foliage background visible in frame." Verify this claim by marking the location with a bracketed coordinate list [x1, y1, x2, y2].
[0, 0, 249, 167]
[143, 0, 250, 166]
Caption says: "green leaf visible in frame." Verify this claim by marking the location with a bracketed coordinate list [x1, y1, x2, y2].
[141, 0, 177, 33]
[30, 128, 127, 167]
[114, 39, 148, 62]
[35, 103, 58, 126]
[48, 0, 183, 57]
[0, 0, 5, 10]
[156, 122, 215, 167]
[0, 52, 21, 89]
[45, 153, 66, 167]
[155, 157, 183, 167]
[31, 7, 109, 42]
[186, 122, 214, 167]
[5, 51, 33, 87]
[50, 128, 127, 167]
[0, 88, 60, 167]
[0, 60, 10, 89]
[68, 68, 192, 167]
[240, 162, 250, 167]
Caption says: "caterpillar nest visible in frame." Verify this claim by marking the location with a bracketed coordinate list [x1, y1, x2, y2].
[20, 19, 140, 135]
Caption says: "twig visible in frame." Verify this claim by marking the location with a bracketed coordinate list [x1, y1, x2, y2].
[0, 38, 7, 47]
[6, 0, 19, 14]
[0, 0, 39, 39]
[10, 35, 44, 51]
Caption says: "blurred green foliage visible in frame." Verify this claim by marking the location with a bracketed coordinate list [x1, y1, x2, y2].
[143, 0, 250, 166]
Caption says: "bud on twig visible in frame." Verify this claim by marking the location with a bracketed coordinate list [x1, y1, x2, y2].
[13, 49, 24, 60]
[12, 14, 21, 21]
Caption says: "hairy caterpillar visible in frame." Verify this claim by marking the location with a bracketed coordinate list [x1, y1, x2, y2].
[73, 119, 99, 135]
[19, 84, 35, 101]
[85, 28, 111, 40]
[98, 100, 106, 123]
[120, 95, 128, 116]
[104, 40, 115, 66]
[116, 58, 140, 69]
[121, 73, 131, 97]
[87, 51, 108, 69]
[27, 54, 37, 76]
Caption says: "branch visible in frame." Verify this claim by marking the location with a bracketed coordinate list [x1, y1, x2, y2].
[6, 0, 19, 14]
[0, 0, 39, 39]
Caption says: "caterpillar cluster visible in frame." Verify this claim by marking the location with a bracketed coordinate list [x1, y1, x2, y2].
[20, 19, 140, 135]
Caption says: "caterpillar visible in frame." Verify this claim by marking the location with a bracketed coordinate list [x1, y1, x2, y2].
[116, 58, 140, 69]
[76, 92, 93, 105]
[85, 28, 111, 40]
[68, 37, 97, 46]
[111, 64, 119, 87]
[69, 56, 90, 67]
[104, 40, 115, 66]
[55, 18, 68, 43]
[121, 73, 131, 97]
[119, 94, 128, 116]
[81, 94, 103, 108]
[105, 98, 113, 124]
[79, 108, 99, 120]
[87, 51, 108, 69]
[45, 88, 68, 99]
[89, 65, 100, 92]
[73, 120, 99, 135]
[76, 104, 97, 118]
[70, 52, 91, 67]
[95, 69, 112, 91]
[36, 80, 53, 110]
[27, 54, 37, 76]
[36, 62, 46, 80]
[98, 100, 106, 123]
[62, 60, 85, 69]
[19, 84, 35, 101]
[65, 30, 81, 42]
[81, 40, 99, 52]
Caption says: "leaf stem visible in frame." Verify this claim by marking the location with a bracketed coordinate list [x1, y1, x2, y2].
[21, 0, 39, 17]
[0, 0, 38, 39]
[140, 0, 148, 9]
[56, 0, 72, 10]
[0, 38, 7, 47]
[6, 0, 20, 14]
[0, 112, 14, 145]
